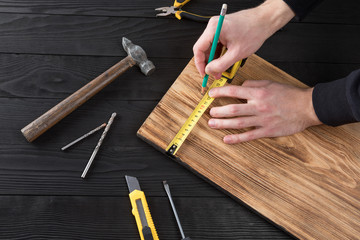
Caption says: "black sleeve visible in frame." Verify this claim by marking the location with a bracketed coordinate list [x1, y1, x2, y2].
[312, 69, 360, 126]
[282, 0, 324, 20]
[281, 0, 360, 126]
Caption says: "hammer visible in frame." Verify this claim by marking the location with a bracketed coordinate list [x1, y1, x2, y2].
[21, 37, 155, 142]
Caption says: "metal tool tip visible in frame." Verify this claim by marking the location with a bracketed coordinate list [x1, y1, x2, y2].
[155, 7, 167, 11]
[125, 175, 132, 185]
[221, 4, 227, 15]
[125, 175, 136, 184]
[111, 112, 117, 118]
[122, 37, 130, 44]
[163, 180, 170, 192]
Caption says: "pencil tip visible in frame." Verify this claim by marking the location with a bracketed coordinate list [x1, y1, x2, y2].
[221, 4, 227, 15]
[201, 87, 206, 95]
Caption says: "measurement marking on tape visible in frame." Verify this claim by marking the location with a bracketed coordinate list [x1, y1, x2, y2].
[166, 77, 227, 156]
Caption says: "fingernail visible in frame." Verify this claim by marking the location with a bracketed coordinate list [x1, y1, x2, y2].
[208, 119, 216, 128]
[209, 108, 214, 116]
[208, 89, 214, 97]
[224, 135, 233, 144]
[205, 66, 211, 75]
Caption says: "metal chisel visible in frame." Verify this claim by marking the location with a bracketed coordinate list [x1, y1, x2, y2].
[125, 175, 159, 240]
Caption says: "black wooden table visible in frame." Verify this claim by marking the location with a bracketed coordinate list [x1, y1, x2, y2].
[0, 0, 359, 239]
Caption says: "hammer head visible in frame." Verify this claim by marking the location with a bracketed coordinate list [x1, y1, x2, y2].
[122, 37, 156, 76]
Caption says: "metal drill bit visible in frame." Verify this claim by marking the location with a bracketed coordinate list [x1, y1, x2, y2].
[81, 112, 116, 178]
[61, 123, 106, 151]
[163, 181, 191, 240]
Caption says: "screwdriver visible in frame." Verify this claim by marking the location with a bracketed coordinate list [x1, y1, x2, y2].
[163, 181, 191, 240]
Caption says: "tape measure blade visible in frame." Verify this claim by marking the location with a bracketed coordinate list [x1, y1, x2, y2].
[166, 78, 227, 156]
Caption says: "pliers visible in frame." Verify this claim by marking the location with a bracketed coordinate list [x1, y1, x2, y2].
[156, 0, 211, 23]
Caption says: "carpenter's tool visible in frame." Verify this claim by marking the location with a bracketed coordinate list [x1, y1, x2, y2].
[61, 123, 106, 151]
[201, 3, 227, 95]
[167, 46, 247, 156]
[163, 181, 191, 240]
[21, 37, 155, 142]
[156, 0, 211, 22]
[81, 112, 116, 178]
[125, 175, 159, 240]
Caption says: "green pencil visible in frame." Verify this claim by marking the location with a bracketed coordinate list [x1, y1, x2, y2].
[201, 3, 227, 94]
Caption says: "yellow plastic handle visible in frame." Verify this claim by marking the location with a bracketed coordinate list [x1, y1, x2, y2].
[220, 46, 247, 80]
[173, 0, 191, 8]
[175, 10, 211, 22]
[129, 190, 159, 240]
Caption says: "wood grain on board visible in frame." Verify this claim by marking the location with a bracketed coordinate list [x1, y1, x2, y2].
[137, 54, 360, 240]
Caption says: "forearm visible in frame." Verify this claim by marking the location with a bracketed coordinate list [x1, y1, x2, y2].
[257, 0, 295, 37]
[313, 69, 360, 126]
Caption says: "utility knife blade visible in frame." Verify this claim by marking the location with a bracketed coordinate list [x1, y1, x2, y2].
[126, 175, 141, 192]
[125, 175, 159, 240]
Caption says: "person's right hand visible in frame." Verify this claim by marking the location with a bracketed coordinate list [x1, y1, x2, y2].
[193, 0, 295, 79]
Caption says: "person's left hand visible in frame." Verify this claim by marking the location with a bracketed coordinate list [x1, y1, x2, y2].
[208, 80, 322, 143]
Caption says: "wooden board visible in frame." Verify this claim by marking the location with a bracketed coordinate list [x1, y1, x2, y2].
[137, 54, 360, 240]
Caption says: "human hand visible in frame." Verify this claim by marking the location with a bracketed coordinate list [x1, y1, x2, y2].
[208, 80, 322, 144]
[193, 0, 294, 79]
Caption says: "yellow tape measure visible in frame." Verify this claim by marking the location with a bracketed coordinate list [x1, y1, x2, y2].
[166, 77, 228, 155]
[166, 52, 247, 156]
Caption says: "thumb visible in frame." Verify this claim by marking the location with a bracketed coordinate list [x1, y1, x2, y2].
[205, 49, 238, 78]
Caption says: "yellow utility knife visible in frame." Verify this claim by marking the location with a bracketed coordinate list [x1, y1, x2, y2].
[125, 175, 159, 240]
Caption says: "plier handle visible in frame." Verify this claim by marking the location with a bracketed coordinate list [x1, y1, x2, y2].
[156, 0, 211, 23]
[173, 0, 191, 8]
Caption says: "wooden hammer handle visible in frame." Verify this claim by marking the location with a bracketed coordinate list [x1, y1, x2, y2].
[21, 55, 136, 142]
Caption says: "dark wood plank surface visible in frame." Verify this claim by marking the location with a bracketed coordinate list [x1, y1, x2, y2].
[0, 0, 358, 24]
[0, 0, 359, 239]
[0, 13, 359, 62]
[0, 196, 292, 240]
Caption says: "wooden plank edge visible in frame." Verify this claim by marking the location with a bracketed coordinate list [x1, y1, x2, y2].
[136, 132, 297, 240]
